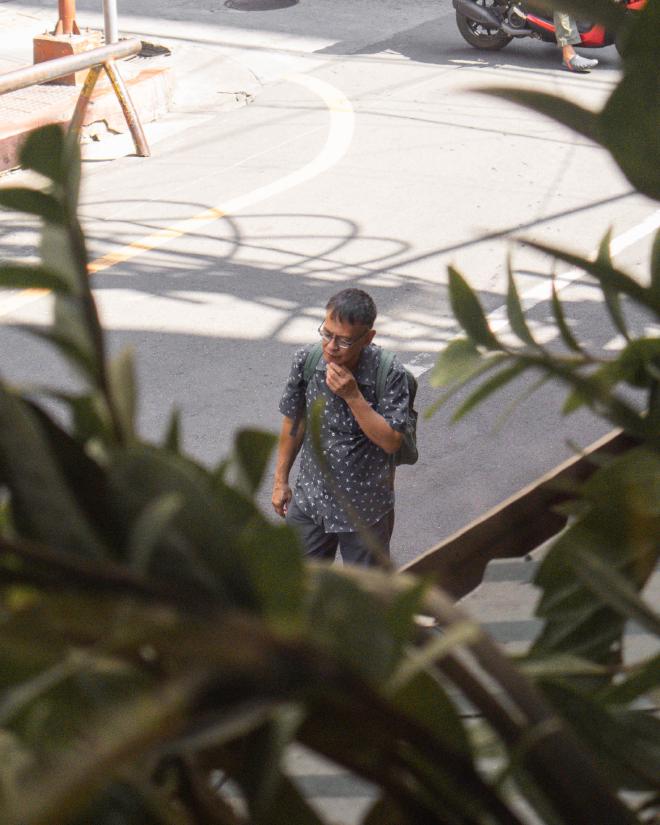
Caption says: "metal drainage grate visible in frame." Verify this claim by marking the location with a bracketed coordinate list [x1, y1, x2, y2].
[225, 0, 299, 10]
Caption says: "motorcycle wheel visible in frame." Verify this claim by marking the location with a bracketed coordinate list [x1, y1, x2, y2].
[456, 0, 513, 50]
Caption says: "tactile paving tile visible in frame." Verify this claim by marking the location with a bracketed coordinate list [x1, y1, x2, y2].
[0, 84, 78, 117]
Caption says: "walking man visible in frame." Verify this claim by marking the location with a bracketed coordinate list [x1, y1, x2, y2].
[272, 288, 410, 566]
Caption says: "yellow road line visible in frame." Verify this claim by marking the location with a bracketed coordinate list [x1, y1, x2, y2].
[0, 73, 355, 316]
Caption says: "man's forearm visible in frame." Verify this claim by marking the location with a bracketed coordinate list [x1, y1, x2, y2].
[274, 416, 305, 482]
[346, 395, 402, 454]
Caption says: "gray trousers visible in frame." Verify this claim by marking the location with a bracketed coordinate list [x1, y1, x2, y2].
[553, 11, 581, 47]
[286, 498, 393, 567]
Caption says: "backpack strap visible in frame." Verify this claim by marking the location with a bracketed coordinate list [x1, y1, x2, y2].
[376, 349, 395, 402]
[303, 342, 324, 384]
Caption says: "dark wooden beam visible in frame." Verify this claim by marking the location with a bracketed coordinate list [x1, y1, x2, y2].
[401, 430, 637, 599]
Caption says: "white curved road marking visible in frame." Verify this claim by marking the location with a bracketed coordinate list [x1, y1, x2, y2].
[0, 73, 355, 319]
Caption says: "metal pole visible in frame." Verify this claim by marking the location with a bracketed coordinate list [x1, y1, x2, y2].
[68, 64, 103, 136]
[55, 0, 80, 35]
[103, 0, 119, 44]
[103, 60, 150, 157]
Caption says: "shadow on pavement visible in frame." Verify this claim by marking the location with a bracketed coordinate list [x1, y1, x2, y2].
[0, 198, 645, 563]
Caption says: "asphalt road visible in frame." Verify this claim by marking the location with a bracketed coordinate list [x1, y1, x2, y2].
[1, 0, 658, 567]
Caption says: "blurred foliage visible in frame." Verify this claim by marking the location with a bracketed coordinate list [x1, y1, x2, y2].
[428, 0, 660, 819]
[0, 0, 659, 821]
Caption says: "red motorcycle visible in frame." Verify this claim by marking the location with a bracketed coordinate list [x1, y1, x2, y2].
[452, 0, 644, 53]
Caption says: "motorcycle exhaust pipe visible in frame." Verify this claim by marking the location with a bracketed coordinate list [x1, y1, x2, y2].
[452, 0, 502, 29]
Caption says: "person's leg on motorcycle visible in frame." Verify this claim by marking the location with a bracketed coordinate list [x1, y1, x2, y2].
[553, 11, 598, 73]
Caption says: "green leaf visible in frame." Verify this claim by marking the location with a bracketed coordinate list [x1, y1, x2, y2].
[306, 569, 411, 684]
[24, 398, 120, 549]
[448, 266, 500, 350]
[561, 362, 621, 416]
[0, 188, 62, 223]
[542, 682, 660, 791]
[532, 448, 659, 666]
[599, 0, 660, 201]
[108, 347, 137, 442]
[600, 654, 660, 705]
[551, 275, 584, 354]
[362, 797, 409, 825]
[0, 264, 71, 293]
[568, 547, 660, 637]
[127, 494, 183, 575]
[0, 384, 106, 559]
[452, 361, 528, 421]
[52, 296, 101, 383]
[162, 409, 181, 453]
[493, 373, 549, 433]
[19, 124, 67, 185]
[239, 706, 306, 825]
[62, 128, 82, 212]
[506, 255, 537, 347]
[387, 620, 480, 695]
[518, 654, 607, 681]
[385, 578, 429, 650]
[651, 229, 660, 303]
[2, 674, 199, 825]
[40, 223, 81, 290]
[242, 772, 326, 825]
[210, 458, 230, 486]
[484, 89, 600, 144]
[429, 338, 482, 388]
[526, 239, 658, 315]
[28, 326, 99, 386]
[426, 350, 510, 419]
[505, 767, 566, 825]
[107, 446, 265, 607]
[69, 780, 178, 825]
[239, 520, 305, 626]
[597, 230, 630, 342]
[581, 445, 660, 523]
[616, 338, 660, 389]
[234, 428, 277, 495]
[49, 391, 113, 445]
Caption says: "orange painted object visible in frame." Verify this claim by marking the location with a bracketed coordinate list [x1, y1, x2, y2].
[55, 0, 81, 35]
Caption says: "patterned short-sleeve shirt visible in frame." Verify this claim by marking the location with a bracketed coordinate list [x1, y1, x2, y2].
[279, 343, 410, 533]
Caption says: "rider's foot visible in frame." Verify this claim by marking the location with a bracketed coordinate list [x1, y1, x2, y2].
[563, 54, 599, 73]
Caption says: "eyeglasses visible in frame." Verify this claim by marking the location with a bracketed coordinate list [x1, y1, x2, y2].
[318, 324, 370, 349]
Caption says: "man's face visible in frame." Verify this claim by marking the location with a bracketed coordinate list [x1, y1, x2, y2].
[320, 311, 375, 370]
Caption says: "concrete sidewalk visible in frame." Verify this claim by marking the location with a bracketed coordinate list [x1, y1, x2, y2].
[0, 3, 260, 172]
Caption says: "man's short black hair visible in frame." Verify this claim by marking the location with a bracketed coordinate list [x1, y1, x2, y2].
[326, 288, 377, 328]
